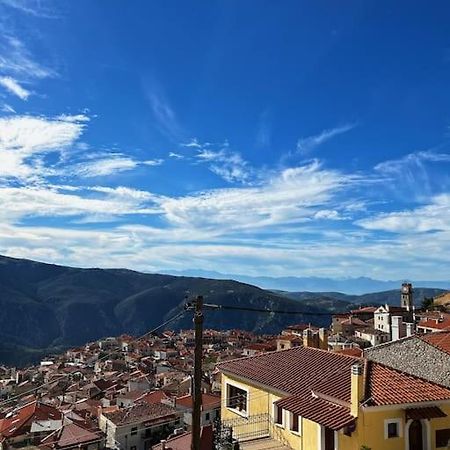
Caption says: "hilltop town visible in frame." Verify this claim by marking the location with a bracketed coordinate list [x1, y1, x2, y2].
[0, 284, 449, 450]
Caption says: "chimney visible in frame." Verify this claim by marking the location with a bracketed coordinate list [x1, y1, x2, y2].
[303, 329, 312, 348]
[405, 322, 414, 337]
[391, 316, 402, 341]
[161, 440, 167, 450]
[351, 363, 364, 417]
[318, 328, 328, 350]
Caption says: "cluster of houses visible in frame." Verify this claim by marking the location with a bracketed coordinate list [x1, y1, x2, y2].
[0, 284, 449, 450]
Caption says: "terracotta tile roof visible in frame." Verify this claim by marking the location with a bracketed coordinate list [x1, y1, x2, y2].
[367, 362, 450, 406]
[137, 391, 169, 404]
[40, 423, 103, 449]
[418, 319, 450, 331]
[0, 401, 62, 438]
[275, 395, 354, 431]
[103, 402, 178, 426]
[335, 348, 363, 357]
[420, 330, 450, 354]
[175, 394, 220, 409]
[218, 346, 359, 402]
[152, 425, 213, 450]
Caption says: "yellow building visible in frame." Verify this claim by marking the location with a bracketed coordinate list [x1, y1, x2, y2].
[218, 346, 450, 450]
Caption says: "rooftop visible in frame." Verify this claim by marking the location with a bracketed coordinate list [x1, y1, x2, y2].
[103, 402, 178, 426]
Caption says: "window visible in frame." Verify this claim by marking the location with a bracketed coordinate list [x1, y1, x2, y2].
[275, 405, 283, 425]
[387, 422, 398, 438]
[226, 384, 247, 413]
[130, 446, 137, 450]
[205, 412, 210, 421]
[130, 427, 137, 436]
[290, 413, 299, 433]
[384, 419, 401, 439]
[436, 429, 450, 447]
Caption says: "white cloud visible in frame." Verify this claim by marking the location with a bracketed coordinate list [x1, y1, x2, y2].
[196, 146, 252, 184]
[143, 159, 164, 166]
[0, 0, 57, 18]
[0, 185, 161, 223]
[69, 154, 139, 178]
[374, 150, 450, 174]
[160, 160, 352, 231]
[0, 76, 31, 99]
[1, 103, 15, 113]
[169, 152, 184, 159]
[0, 36, 55, 79]
[0, 114, 87, 180]
[357, 194, 450, 233]
[181, 138, 202, 148]
[297, 123, 356, 155]
[373, 150, 450, 201]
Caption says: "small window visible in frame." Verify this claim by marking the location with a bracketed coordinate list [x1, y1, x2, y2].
[387, 422, 398, 438]
[290, 413, 299, 433]
[226, 384, 247, 413]
[384, 419, 401, 439]
[131, 427, 137, 436]
[130, 446, 137, 450]
[436, 429, 450, 448]
[205, 412, 210, 421]
[275, 405, 283, 425]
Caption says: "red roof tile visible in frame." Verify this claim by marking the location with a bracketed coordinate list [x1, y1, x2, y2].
[420, 330, 450, 354]
[367, 362, 450, 406]
[175, 394, 220, 409]
[219, 346, 358, 402]
[0, 401, 62, 438]
[152, 425, 213, 450]
[275, 395, 354, 430]
[418, 319, 450, 331]
[40, 422, 103, 449]
[103, 402, 178, 426]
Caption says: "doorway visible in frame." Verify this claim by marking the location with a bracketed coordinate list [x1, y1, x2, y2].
[409, 420, 423, 450]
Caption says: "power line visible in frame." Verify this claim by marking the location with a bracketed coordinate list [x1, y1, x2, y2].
[201, 303, 344, 316]
[0, 310, 186, 408]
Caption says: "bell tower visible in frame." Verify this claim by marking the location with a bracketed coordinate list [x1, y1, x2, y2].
[401, 282, 413, 311]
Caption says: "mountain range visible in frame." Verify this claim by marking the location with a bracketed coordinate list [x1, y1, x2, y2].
[166, 269, 450, 295]
[0, 254, 446, 366]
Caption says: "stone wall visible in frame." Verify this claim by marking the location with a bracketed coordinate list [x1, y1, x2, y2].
[364, 336, 450, 387]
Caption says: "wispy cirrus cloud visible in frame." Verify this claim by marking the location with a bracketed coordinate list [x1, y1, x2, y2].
[68, 154, 164, 178]
[196, 145, 252, 184]
[0, 75, 31, 99]
[0, 35, 56, 79]
[0, 0, 58, 18]
[374, 149, 450, 201]
[297, 123, 356, 155]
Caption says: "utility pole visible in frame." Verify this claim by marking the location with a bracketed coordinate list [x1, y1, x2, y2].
[191, 295, 203, 450]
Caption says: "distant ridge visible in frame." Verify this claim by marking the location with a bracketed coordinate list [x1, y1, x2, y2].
[0, 254, 446, 366]
[165, 269, 450, 295]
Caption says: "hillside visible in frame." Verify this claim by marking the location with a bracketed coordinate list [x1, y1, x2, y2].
[280, 288, 446, 306]
[0, 255, 331, 366]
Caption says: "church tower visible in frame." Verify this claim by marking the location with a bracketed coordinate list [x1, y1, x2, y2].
[401, 282, 413, 311]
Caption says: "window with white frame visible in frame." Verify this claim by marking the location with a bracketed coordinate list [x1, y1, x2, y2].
[226, 384, 247, 413]
[384, 419, 401, 439]
[274, 404, 283, 426]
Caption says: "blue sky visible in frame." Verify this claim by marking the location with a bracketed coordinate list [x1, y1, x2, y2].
[0, 0, 449, 280]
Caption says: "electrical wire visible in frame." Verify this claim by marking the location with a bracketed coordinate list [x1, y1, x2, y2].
[0, 310, 186, 408]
